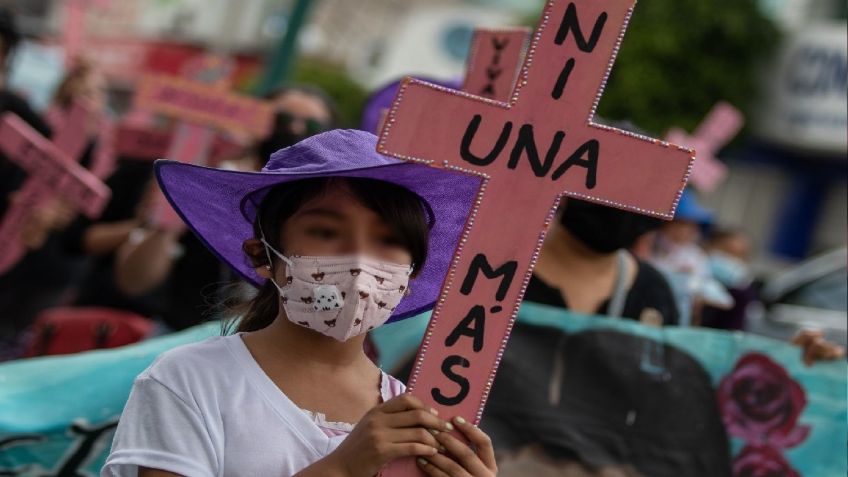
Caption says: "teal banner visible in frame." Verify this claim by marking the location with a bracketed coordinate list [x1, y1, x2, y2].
[0, 303, 844, 476]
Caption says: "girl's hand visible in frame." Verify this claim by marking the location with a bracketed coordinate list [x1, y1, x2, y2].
[416, 416, 497, 477]
[323, 394, 455, 477]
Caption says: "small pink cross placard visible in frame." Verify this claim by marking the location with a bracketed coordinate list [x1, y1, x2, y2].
[666, 102, 744, 193]
[462, 28, 529, 102]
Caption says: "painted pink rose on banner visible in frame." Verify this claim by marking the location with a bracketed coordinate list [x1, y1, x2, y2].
[718, 353, 810, 448]
[732, 444, 801, 477]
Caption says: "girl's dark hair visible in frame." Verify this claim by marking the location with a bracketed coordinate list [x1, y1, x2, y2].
[229, 177, 429, 333]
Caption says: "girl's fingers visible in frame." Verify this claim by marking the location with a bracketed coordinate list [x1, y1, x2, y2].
[434, 425, 491, 476]
[450, 416, 497, 471]
[382, 442, 439, 462]
[417, 452, 471, 477]
[385, 427, 440, 450]
[378, 393, 428, 413]
[384, 409, 453, 432]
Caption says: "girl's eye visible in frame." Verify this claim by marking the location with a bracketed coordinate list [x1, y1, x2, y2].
[306, 227, 339, 240]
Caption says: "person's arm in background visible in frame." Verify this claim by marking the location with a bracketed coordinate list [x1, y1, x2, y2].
[792, 329, 846, 366]
[114, 227, 183, 297]
[82, 219, 142, 256]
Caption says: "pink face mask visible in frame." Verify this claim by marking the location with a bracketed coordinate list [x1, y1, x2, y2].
[261, 238, 413, 342]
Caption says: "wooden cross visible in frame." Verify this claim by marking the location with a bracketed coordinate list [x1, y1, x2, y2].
[0, 102, 110, 274]
[665, 102, 744, 193]
[377, 1, 693, 475]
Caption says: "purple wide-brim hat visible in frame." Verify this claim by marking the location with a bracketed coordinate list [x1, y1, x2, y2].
[155, 129, 481, 323]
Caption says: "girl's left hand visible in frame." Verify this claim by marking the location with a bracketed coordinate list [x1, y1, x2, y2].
[416, 416, 497, 477]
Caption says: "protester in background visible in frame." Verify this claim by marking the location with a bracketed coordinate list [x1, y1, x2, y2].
[651, 189, 733, 326]
[0, 5, 51, 217]
[21, 57, 111, 252]
[701, 227, 756, 331]
[226, 84, 339, 171]
[0, 5, 83, 360]
[479, 199, 710, 477]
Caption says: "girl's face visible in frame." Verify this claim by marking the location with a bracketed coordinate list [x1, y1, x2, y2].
[278, 183, 413, 266]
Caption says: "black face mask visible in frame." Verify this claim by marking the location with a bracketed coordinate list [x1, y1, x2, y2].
[559, 199, 663, 254]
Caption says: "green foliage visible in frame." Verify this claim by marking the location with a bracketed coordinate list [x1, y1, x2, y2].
[597, 0, 780, 133]
[290, 59, 369, 128]
[534, 0, 779, 134]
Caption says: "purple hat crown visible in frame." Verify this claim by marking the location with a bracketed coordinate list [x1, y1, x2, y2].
[264, 129, 400, 174]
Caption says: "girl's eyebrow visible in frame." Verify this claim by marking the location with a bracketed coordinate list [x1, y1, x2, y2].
[295, 207, 345, 220]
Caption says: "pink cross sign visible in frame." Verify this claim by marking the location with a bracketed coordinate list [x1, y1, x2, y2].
[0, 103, 110, 274]
[462, 28, 529, 102]
[377, 1, 693, 475]
[135, 55, 267, 230]
[134, 74, 274, 139]
[666, 102, 744, 193]
[114, 124, 172, 162]
[114, 124, 242, 164]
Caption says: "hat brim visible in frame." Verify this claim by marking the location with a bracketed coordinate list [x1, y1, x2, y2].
[155, 159, 482, 323]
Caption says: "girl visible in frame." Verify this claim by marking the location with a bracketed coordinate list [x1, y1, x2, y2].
[103, 129, 497, 477]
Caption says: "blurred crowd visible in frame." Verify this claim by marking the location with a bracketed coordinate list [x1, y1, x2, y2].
[0, 2, 844, 475]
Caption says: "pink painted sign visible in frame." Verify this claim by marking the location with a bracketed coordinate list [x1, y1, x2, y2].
[0, 107, 110, 274]
[377, 1, 693, 475]
[462, 28, 529, 102]
[134, 74, 274, 138]
[114, 124, 243, 165]
[114, 124, 172, 161]
[666, 102, 744, 193]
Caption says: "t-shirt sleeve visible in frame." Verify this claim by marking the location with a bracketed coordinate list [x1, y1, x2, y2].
[102, 374, 218, 477]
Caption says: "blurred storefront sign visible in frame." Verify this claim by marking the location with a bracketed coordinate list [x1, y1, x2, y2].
[754, 22, 848, 156]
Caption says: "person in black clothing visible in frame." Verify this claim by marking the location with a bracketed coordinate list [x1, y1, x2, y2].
[394, 199, 728, 476]
[477, 199, 733, 477]
[0, 6, 92, 359]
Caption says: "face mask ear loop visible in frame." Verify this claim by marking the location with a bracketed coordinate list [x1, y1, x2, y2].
[257, 216, 292, 293]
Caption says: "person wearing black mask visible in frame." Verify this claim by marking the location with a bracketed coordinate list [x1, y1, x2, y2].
[526, 198, 679, 323]
[393, 198, 692, 476]
[253, 84, 338, 169]
[477, 199, 722, 477]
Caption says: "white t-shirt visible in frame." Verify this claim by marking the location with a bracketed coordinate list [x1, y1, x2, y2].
[102, 333, 405, 477]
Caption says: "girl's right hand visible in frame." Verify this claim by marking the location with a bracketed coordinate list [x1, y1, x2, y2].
[323, 394, 455, 477]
